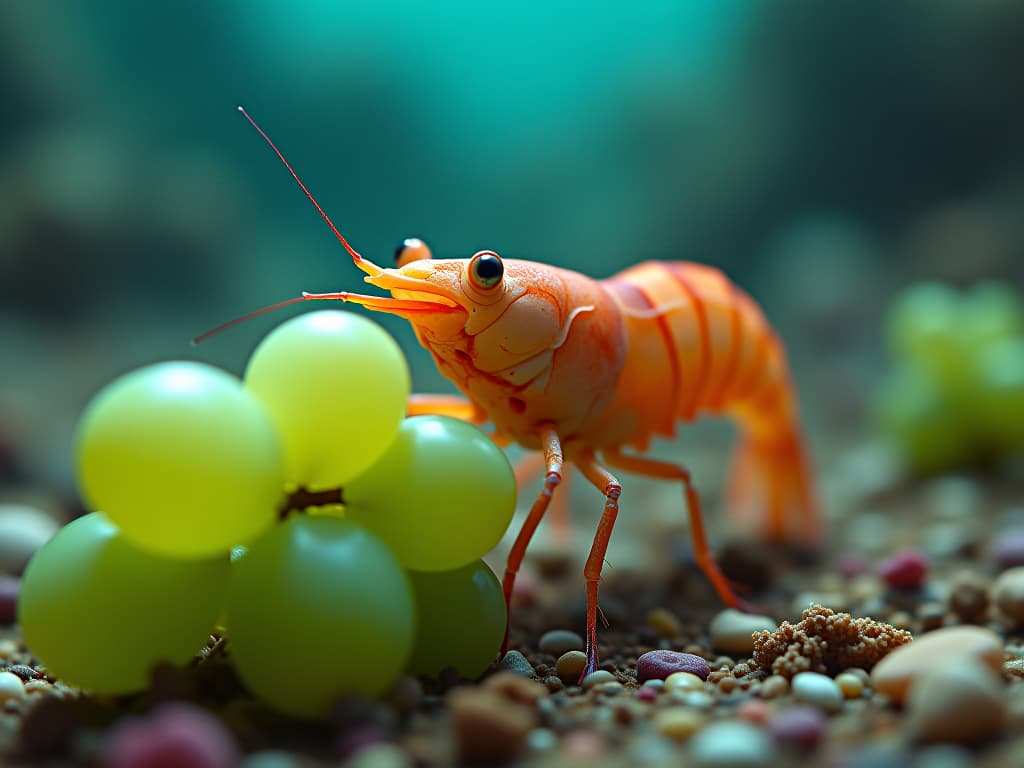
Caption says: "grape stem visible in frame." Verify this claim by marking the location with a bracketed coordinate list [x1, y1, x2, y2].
[279, 487, 344, 519]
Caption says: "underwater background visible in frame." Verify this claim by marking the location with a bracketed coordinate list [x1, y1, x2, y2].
[1, 0, 1023, 496]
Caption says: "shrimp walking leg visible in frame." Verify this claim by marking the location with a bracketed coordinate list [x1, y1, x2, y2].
[573, 449, 622, 679]
[604, 449, 753, 612]
[500, 423, 563, 654]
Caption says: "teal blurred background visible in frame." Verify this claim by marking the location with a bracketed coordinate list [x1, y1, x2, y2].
[1, 0, 1023, 490]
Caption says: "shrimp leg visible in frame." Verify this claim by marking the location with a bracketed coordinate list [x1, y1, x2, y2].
[406, 393, 486, 422]
[573, 448, 622, 679]
[604, 449, 753, 612]
[500, 423, 563, 654]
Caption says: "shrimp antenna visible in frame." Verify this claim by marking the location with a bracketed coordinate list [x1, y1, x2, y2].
[236, 106, 368, 269]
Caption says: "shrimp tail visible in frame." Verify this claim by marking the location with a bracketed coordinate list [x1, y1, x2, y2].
[726, 419, 821, 550]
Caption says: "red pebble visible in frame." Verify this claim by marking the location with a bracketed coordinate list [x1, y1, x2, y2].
[770, 706, 826, 751]
[635, 686, 659, 702]
[636, 650, 710, 682]
[103, 703, 239, 768]
[877, 550, 928, 590]
[736, 698, 770, 725]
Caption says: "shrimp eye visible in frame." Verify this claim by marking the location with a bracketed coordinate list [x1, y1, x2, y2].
[394, 237, 432, 267]
[469, 251, 503, 290]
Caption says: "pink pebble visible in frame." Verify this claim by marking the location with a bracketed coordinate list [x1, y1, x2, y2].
[636, 650, 710, 682]
[103, 703, 239, 768]
[562, 730, 605, 758]
[770, 705, 826, 751]
[992, 529, 1024, 571]
[735, 698, 771, 725]
[0, 577, 18, 625]
[635, 686, 659, 702]
[837, 553, 869, 579]
[877, 550, 928, 590]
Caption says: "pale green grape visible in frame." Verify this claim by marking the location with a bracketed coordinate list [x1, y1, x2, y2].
[75, 362, 283, 558]
[884, 282, 966, 386]
[976, 338, 1024, 451]
[874, 365, 973, 474]
[961, 281, 1024, 347]
[226, 516, 414, 719]
[345, 416, 516, 571]
[406, 560, 506, 679]
[18, 513, 228, 694]
[244, 310, 410, 490]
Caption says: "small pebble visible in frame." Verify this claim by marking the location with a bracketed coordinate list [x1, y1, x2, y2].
[637, 649, 710, 682]
[562, 730, 605, 758]
[759, 675, 789, 699]
[498, 650, 535, 678]
[647, 607, 684, 637]
[871, 626, 1004, 703]
[947, 570, 990, 624]
[835, 672, 865, 699]
[664, 671, 705, 693]
[992, 528, 1024, 570]
[448, 687, 535, 762]
[993, 566, 1024, 625]
[654, 707, 704, 740]
[538, 629, 583, 657]
[555, 651, 587, 683]
[581, 670, 616, 690]
[103, 702, 240, 768]
[0, 505, 59, 576]
[770, 706, 826, 750]
[709, 609, 777, 654]
[735, 699, 770, 725]
[242, 751, 302, 768]
[791, 672, 843, 713]
[0, 671, 26, 704]
[341, 743, 411, 768]
[635, 686, 659, 702]
[877, 550, 929, 591]
[689, 720, 776, 767]
[526, 728, 557, 752]
[906, 659, 1006, 744]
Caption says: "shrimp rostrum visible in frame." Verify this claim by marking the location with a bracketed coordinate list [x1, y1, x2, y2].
[220, 109, 821, 679]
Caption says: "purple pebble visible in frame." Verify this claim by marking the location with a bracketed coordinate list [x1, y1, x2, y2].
[877, 550, 928, 591]
[770, 706, 826, 751]
[103, 703, 239, 768]
[992, 529, 1024, 571]
[0, 577, 19, 625]
[636, 650, 710, 682]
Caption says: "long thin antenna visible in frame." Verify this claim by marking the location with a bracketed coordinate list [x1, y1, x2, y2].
[237, 106, 367, 269]
[190, 296, 310, 345]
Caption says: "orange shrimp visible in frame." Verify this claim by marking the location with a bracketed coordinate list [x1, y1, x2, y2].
[207, 108, 821, 679]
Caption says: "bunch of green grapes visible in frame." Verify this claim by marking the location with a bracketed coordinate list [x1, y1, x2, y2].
[875, 281, 1024, 474]
[19, 310, 515, 718]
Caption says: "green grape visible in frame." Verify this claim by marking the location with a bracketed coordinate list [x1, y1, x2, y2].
[961, 281, 1024, 347]
[226, 515, 414, 719]
[884, 282, 966, 386]
[406, 560, 506, 679]
[18, 513, 228, 694]
[873, 365, 973, 474]
[76, 362, 283, 558]
[244, 310, 410, 490]
[975, 338, 1024, 451]
[345, 416, 516, 571]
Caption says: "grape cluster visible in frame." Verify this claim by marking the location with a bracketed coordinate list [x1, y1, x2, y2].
[18, 310, 514, 718]
[874, 281, 1024, 474]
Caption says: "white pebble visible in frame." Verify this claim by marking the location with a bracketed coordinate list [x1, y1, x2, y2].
[581, 670, 616, 690]
[526, 728, 558, 752]
[709, 609, 777, 654]
[0, 671, 26, 704]
[792, 671, 844, 713]
[0, 505, 59, 575]
[689, 720, 775, 767]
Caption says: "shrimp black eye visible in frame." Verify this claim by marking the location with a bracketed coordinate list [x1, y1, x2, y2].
[469, 251, 503, 290]
[394, 237, 432, 267]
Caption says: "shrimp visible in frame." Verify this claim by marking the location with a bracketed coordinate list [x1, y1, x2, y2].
[205, 108, 821, 678]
